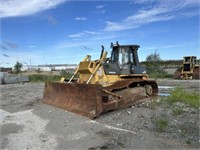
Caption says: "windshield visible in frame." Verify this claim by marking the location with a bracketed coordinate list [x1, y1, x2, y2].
[111, 47, 130, 67]
[118, 47, 129, 65]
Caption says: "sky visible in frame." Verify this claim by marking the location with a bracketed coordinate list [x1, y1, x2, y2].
[0, 0, 199, 67]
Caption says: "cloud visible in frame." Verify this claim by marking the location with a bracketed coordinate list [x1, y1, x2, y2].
[96, 5, 105, 9]
[4, 41, 18, 48]
[160, 44, 184, 49]
[145, 44, 184, 50]
[0, 41, 18, 50]
[131, 0, 157, 4]
[1, 48, 47, 67]
[98, 10, 106, 14]
[95, 4, 106, 14]
[75, 17, 87, 21]
[68, 30, 99, 38]
[28, 45, 37, 48]
[0, 44, 9, 50]
[3, 54, 10, 57]
[81, 45, 93, 50]
[83, 31, 99, 35]
[0, 0, 66, 18]
[104, 0, 200, 31]
[68, 33, 86, 38]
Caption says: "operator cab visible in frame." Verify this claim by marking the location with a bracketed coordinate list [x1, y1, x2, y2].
[103, 42, 146, 75]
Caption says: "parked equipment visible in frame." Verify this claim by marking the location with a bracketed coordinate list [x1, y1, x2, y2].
[174, 56, 199, 79]
[43, 42, 158, 119]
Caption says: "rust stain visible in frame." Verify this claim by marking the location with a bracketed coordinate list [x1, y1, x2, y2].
[43, 80, 158, 119]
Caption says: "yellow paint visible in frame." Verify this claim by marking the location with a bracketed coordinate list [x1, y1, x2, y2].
[75, 51, 148, 87]
[62, 51, 149, 86]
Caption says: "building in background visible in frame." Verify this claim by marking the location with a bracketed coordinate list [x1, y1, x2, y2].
[21, 64, 78, 72]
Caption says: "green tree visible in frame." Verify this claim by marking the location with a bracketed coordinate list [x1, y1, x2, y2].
[14, 61, 23, 73]
[145, 52, 162, 73]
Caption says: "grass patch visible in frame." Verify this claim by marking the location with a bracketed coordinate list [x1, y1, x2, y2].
[148, 97, 170, 110]
[168, 87, 200, 108]
[29, 74, 61, 82]
[148, 99, 162, 109]
[154, 117, 168, 132]
[28, 71, 74, 82]
[149, 73, 173, 79]
[172, 107, 184, 116]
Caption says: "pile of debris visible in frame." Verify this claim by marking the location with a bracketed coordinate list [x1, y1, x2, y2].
[0, 72, 29, 84]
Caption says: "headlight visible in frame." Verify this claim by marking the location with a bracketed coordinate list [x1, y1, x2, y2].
[142, 71, 146, 74]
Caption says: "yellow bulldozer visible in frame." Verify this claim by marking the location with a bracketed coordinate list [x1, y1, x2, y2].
[43, 42, 158, 119]
[174, 56, 199, 80]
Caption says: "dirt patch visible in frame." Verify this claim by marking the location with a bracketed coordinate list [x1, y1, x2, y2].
[0, 123, 24, 149]
[0, 83, 43, 113]
[1, 123, 24, 136]
[156, 79, 200, 93]
[0, 80, 199, 149]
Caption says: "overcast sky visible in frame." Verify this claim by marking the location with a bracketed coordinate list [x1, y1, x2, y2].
[0, 0, 199, 67]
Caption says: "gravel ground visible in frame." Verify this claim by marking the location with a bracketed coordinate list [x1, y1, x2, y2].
[0, 79, 199, 150]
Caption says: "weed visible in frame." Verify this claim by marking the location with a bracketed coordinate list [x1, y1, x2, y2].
[28, 72, 73, 82]
[154, 99, 162, 105]
[60, 70, 73, 78]
[148, 98, 169, 110]
[149, 73, 173, 79]
[186, 139, 191, 145]
[29, 74, 61, 82]
[172, 107, 184, 116]
[168, 87, 200, 108]
[148, 99, 161, 109]
[154, 117, 168, 132]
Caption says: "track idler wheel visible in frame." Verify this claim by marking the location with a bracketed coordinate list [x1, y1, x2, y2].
[144, 84, 153, 96]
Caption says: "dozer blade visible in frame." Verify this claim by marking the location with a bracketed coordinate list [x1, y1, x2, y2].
[43, 80, 158, 119]
[43, 82, 103, 119]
